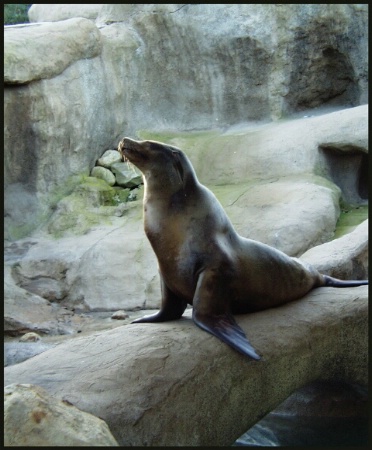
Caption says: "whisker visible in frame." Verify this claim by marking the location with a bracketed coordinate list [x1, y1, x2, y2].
[117, 142, 127, 162]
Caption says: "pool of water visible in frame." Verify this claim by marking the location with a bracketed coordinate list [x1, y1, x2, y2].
[234, 380, 368, 447]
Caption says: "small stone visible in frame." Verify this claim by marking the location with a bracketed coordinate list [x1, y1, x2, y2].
[114, 203, 128, 217]
[91, 166, 116, 186]
[19, 332, 41, 343]
[111, 310, 129, 320]
[111, 162, 142, 188]
[97, 150, 122, 169]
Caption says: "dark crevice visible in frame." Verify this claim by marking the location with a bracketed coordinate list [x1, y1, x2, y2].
[319, 145, 368, 205]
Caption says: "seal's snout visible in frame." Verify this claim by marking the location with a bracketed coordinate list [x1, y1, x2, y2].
[118, 137, 147, 165]
[118, 137, 137, 161]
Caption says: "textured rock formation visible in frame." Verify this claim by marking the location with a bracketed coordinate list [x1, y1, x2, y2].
[4, 18, 102, 84]
[301, 219, 368, 280]
[4, 110, 368, 328]
[28, 4, 102, 22]
[4, 205, 367, 328]
[4, 286, 368, 446]
[4, 5, 368, 239]
[4, 383, 118, 446]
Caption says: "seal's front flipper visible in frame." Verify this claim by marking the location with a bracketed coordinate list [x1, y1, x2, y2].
[193, 310, 261, 360]
[192, 269, 261, 360]
[132, 275, 187, 323]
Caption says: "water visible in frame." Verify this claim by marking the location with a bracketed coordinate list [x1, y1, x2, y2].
[234, 380, 368, 447]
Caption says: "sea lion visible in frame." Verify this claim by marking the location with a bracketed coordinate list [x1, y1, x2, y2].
[118, 137, 368, 360]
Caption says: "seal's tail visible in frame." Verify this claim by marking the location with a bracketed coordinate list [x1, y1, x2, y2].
[323, 275, 368, 288]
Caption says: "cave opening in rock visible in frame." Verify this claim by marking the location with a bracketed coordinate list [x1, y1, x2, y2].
[287, 44, 360, 112]
[319, 145, 368, 205]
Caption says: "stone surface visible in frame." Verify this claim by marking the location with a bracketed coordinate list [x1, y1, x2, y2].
[111, 162, 143, 188]
[3, 162, 366, 320]
[4, 18, 102, 84]
[212, 176, 340, 256]
[91, 166, 116, 186]
[28, 4, 103, 23]
[1, 185, 337, 315]
[4, 264, 93, 336]
[93, 4, 367, 122]
[45, 177, 119, 238]
[4, 342, 57, 367]
[4, 4, 368, 240]
[5, 105, 367, 242]
[301, 219, 368, 280]
[4, 383, 118, 446]
[4, 266, 61, 335]
[97, 149, 122, 168]
[4, 286, 368, 446]
[154, 106, 368, 189]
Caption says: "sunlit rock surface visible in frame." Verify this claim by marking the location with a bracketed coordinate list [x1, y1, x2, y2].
[4, 285, 367, 446]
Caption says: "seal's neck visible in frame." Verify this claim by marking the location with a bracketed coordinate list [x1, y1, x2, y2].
[143, 164, 199, 201]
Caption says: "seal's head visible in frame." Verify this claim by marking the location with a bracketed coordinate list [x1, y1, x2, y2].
[118, 137, 196, 193]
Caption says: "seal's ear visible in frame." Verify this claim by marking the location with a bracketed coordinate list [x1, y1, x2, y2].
[172, 151, 184, 184]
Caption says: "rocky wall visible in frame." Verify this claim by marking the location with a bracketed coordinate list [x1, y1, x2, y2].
[4, 4, 368, 240]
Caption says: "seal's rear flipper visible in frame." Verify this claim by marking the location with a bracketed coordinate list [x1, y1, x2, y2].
[193, 310, 261, 360]
[323, 275, 368, 287]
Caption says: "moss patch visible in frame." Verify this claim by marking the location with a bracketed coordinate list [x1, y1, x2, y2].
[49, 174, 88, 210]
[137, 129, 221, 142]
[334, 204, 368, 239]
[46, 177, 136, 238]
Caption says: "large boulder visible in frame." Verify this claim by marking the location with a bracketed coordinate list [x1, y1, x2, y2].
[4, 18, 102, 84]
[4, 265, 94, 336]
[212, 176, 340, 256]
[155, 106, 368, 190]
[28, 4, 103, 23]
[301, 219, 368, 280]
[4, 285, 368, 446]
[4, 383, 118, 446]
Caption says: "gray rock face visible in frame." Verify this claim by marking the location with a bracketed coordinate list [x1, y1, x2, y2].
[4, 18, 102, 84]
[4, 342, 57, 367]
[4, 5, 368, 239]
[28, 4, 103, 22]
[4, 286, 368, 446]
[301, 220, 368, 280]
[4, 383, 118, 446]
